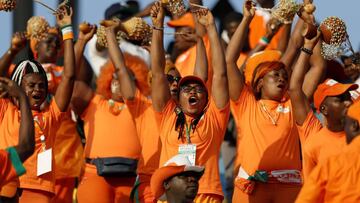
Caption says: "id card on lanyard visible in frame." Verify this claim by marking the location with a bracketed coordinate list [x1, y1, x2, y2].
[34, 115, 52, 176]
[178, 123, 196, 166]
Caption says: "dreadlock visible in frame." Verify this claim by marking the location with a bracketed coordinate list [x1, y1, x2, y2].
[10, 59, 48, 94]
[174, 106, 206, 142]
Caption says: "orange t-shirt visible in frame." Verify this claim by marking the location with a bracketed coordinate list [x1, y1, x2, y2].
[295, 136, 360, 203]
[249, 11, 285, 50]
[81, 94, 140, 159]
[53, 111, 84, 179]
[125, 90, 160, 175]
[175, 36, 213, 85]
[302, 126, 346, 179]
[155, 98, 230, 196]
[231, 86, 301, 175]
[0, 147, 25, 188]
[0, 99, 64, 193]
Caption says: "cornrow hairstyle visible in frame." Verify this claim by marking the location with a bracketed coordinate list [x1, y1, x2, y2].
[10, 59, 48, 95]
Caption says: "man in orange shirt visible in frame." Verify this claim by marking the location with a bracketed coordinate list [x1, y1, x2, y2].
[288, 29, 357, 179]
[151, 3, 230, 202]
[151, 154, 204, 203]
[295, 100, 360, 203]
[0, 77, 34, 189]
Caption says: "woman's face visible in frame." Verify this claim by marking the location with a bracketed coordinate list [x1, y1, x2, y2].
[167, 69, 181, 101]
[179, 82, 208, 117]
[36, 34, 60, 63]
[21, 73, 47, 110]
[258, 68, 288, 101]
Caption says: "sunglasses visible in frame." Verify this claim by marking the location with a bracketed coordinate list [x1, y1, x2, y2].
[166, 74, 181, 83]
[180, 85, 206, 93]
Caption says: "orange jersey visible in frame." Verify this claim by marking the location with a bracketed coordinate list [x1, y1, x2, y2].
[53, 111, 84, 179]
[231, 86, 301, 175]
[0, 99, 64, 193]
[81, 94, 141, 159]
[296, 136, 360, 203]
[303, 127, 346, 180]
[249, 11, 285, 50]
[125, 90, 160, 175]
[175, 36, 213, 84]
[155, 99, 230, 196]
[0, 147, 25, 188]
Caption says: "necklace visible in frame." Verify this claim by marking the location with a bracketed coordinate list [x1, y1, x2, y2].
[259, 101, 281, 126]
[108, 99, 125, 115]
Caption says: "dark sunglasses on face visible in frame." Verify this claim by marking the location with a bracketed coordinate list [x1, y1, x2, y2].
[180, 85, 206, 93]
[166, 74, 181, 83]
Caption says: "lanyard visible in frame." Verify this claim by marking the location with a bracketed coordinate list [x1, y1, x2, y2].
[185, 122, 192, 144]
[34, 115, 46, 151]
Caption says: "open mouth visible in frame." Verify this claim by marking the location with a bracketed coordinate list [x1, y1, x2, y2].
[188, 96, 198, 105]
[171, 89, 178, 94]
[277, 83, 285, 89]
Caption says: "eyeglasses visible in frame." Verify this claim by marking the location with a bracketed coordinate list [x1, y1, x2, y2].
[180, 85, 206, 93]
[166, 74, 181, 83]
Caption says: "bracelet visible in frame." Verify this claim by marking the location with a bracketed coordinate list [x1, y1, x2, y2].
[61, 25, 74, 41]
[152, 26, 164, 31]
[258, 36, 269, 46]
[301, 47, 313, 55]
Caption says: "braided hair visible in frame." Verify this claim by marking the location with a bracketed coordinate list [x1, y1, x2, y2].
[174, 106, 206, 142]
[10, 59, 48, 95]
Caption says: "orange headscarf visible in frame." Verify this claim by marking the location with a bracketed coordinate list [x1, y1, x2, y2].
[96, 53, 150, 99]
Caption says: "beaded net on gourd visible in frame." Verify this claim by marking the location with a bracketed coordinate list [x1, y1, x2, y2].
[96, 25, 126, 48]
[122, 17, 152, 42]
[0, 0, 16, 11]
[26, 16, 50, 41]
[162, 0, 186, 17]
[271, 0, 302, 24]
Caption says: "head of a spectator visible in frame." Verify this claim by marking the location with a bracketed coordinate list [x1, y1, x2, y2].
[151, 154, 204, 203]
[345, 100, 360, 143]
[105, 1, 139, 20]
[244, 50, 286, 101]
[10, 60, 48, 111]
[167, 12, 197, 55]
[341, 53, 360, 82]
[222, 11, 251, 51]
[31, 27, 61, 64]
[256, 0, 275, 9]
[314, 79, 358, 131]
[97, 53, 149, 101]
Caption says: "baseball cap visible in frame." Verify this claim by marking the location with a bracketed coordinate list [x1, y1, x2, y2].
[150, 154, 205, 201]
[313, 79, 358, 109]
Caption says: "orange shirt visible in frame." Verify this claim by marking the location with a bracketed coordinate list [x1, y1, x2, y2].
[0, 147, 25, 188]
[53, 111, 84, 179]
[302, 126, 346, 179]
[231, 86, 301, 175]
[155, 98, 230, 196]
[125, 90, 161, 175]
[81, 94, 140, 159]
[175, 36, 213, 85]
[249, 11, 285, 50]
[295, 136, 360, 203]
[0, 99, 64, 193]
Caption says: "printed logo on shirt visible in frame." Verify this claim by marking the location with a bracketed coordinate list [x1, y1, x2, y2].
[276, 105, 290, 113]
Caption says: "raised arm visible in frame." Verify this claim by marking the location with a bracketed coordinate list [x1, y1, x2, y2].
[150, 1, 171, 112]
[0, 77, 34, 162]
[0, 32, 27, 77]
[74, 22, 96, 82]
[105, 19, 136, 100]
[225, 0, 255, 101]
[195, 9, 229, 108]
[54, 4, 76, 112]
[289, 31, 321, 125]
[193, 33, 208, 82]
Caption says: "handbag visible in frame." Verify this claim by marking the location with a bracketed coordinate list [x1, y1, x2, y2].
[92, 157, 138, 177]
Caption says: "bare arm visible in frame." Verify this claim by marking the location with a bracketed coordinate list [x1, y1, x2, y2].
[193, 36, 208, 82]
[106, 19, 136, 100]
[150, 2, 171, 112]
[0, 77, 34, 162]
[195, 9, 229, 108]
[277, 23, 292, 53]
[289, 31, 321, 125]
[70, 81, 94, 116]
[0, 32, 27, 77]
[225, 0, 255, 101]
[54, 5, 76, 112]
